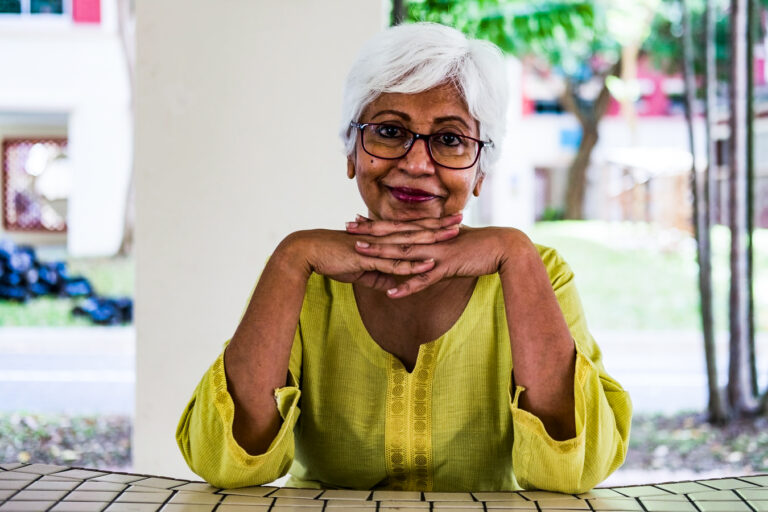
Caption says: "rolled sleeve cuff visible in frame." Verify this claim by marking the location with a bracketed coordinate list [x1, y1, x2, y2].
[509, 351, 593, 492]
[211, 352, 301, 469]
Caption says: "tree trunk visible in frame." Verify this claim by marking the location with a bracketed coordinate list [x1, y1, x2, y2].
[561, 74, 615, 220]
[117, 0, 135, 257]
[692, 0, 728, 423]
[746, 0, 757, 397]
[391, 0, 406, 26]
[728, 0, 757, 416]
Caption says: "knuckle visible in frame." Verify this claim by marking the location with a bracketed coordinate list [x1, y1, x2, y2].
[399, 244, 412, 255]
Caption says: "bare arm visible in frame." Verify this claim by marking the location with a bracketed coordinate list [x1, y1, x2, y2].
[224, 236, 311, 455]
[498, 233, 576, 440]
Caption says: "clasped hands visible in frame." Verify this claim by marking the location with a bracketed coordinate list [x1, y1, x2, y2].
[289, 213, 531, 298]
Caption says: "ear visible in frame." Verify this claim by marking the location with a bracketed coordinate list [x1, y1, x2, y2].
[472, 173, 485, 197]
[347, 156, 356, 179]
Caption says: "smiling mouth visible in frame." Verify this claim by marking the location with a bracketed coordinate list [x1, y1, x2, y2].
[387, 186, 439, 203]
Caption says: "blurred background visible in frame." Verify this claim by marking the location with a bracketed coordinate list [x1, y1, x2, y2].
[0, 0, 766, 486]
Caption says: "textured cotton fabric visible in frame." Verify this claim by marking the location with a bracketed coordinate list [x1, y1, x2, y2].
[177, 245, 632, 492]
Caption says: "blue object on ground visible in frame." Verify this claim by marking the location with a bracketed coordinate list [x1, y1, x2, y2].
[0, 237, 132, 325]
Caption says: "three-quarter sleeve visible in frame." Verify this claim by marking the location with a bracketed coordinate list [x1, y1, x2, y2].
[176, 331, 303, 489]
[509, 247, 632, 493]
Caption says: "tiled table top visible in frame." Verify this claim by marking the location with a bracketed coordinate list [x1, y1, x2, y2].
[1, 463, 767, 512]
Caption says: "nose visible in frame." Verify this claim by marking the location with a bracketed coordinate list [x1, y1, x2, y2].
[399, 137, 436, 176]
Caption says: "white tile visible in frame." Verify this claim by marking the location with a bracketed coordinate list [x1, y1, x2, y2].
[431, 502, 483, 510]
[12, 489, 68, 501]
[270, 488, 323, 499]
[55, 470, 108, 481]
[0, 472, 36, 481]
[694, 501, 752, 512]
[483, 502, 536, 510]
[127, 479, 186, 490]
[77, 482, 128, 492]
[221, 495, 273, 506]
[615, 486, 672, 498]
[319, 489, 371, 500]
[697, 478, 755, 491]
[534, 497, 590, 510]
[65, 491, 121, 502]
[471, 492, 527, 502]
[168, 492, 221, 505]
[116, 491, 172, 503]
[93, 475, 147, 485]
[372, 490, 421, 501]
[325, 500, 376, 509]
[273, 497, 324, 507]
[215, 506, 270, 512]
[217, 486, 277, 497]
[587, 497, 644, 511]
[169, 483, 217, 493]
[520, 491, 577, 501]
[160, 505, 216, 512]
[424, 492, 474, 502]
[13, 464, 69, 475]
[0, 501, 56, 511]
[51, 502, 109, 512]
[26, 480, 79, 491]
[104, 504, 162, 512]
[0, 464, 25, 471]
[379, 500, 429, 509]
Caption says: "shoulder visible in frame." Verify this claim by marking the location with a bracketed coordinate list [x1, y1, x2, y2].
[533, 243, 575, 288]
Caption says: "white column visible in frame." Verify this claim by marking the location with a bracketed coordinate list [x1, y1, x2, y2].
[134, 1, 386, 478]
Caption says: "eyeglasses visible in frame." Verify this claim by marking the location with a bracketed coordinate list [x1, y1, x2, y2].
[350, 122, 493, 170]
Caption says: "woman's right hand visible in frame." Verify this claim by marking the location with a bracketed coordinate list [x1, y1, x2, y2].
[281, 213, 463, 292]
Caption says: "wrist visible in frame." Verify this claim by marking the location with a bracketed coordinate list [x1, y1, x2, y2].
[273, 231, 315, 281]
[496, 228, 538, 274]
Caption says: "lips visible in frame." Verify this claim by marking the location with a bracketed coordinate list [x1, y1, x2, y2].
[387, 186, 440, 203]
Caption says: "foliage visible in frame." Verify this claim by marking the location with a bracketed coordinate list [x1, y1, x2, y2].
[405, 0, 615, 76]
[529, 221, 768, 332]
[0, 413, 131, 470]
[627, 411, 768, 472]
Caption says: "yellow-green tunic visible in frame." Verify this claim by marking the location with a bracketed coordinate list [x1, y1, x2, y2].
[176, 245, 632, 492]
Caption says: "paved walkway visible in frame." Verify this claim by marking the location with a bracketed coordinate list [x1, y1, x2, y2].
[0, 327, 765, 416]
[0, 327, 135, 415]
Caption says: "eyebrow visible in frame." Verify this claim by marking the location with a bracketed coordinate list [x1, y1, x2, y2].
[369, 110, 472, 131]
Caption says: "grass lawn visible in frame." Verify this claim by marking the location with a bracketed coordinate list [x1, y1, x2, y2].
[0, 256, 134, 327]
[528, 221, 768, 332]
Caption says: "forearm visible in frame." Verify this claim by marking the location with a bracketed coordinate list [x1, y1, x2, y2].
[498, 233, 576, 440]
[224, 233, 310, 455]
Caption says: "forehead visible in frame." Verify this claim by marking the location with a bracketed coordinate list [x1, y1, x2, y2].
[362, 83, 476, 130]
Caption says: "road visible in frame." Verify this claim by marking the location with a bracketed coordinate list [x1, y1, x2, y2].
[0, 327, 765, 416]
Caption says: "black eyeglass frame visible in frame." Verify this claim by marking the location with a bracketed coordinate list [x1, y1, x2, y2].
[350, 121, 494, 170]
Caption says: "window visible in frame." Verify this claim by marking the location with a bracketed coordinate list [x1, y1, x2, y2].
[0, 0, 66, 15]
[2, 138, 69, 233]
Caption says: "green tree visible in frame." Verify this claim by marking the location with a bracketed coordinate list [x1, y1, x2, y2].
[405, 0, 661, 218]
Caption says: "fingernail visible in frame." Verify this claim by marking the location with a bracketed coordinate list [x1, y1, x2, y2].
[346, 222, 358, 229]
[425, 258, 435, 263]
[387, 288, 398, 296]
[356, 214, 366, 221]
[356, 241, 370, 248]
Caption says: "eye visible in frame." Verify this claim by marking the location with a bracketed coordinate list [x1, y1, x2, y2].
[434, 132, 464, 147]
[374, 124, 406, 138]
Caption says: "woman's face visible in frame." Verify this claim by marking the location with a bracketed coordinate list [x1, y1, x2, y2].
[347, 83, 484, 221]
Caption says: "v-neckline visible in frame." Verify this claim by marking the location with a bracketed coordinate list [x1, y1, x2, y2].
[345, 276, 484, 373]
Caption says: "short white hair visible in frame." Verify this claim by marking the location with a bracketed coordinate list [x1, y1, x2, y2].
[340, 22, 509, 176]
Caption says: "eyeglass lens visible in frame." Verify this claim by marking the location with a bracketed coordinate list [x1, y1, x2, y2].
[361, 124, 479, 169]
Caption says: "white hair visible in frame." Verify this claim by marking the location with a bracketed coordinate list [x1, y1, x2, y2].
[340, 22, 509, 176]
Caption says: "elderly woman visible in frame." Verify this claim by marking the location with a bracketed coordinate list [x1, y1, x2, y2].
[177, 22, 631, 493]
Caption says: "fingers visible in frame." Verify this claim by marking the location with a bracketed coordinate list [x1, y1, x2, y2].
[354, 240, 435, 260]
[386, 270, 442, 298]
[360, 256, 436, 276]
[354, 271, 398, 292]
[346, 213, 463, 236]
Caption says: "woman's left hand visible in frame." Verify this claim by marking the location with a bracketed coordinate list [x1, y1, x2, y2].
[346, 216, 533, 298]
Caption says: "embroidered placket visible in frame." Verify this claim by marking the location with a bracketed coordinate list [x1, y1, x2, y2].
[384, 343, 435, 490]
